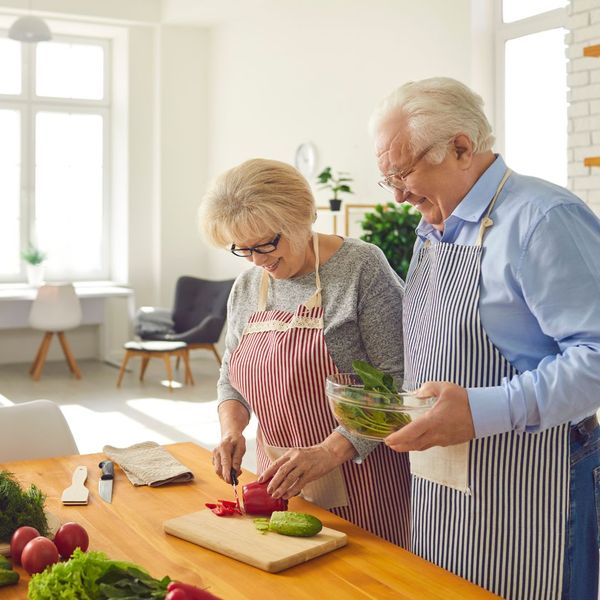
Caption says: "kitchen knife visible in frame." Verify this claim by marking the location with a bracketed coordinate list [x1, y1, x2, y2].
[98, 460, 114, 503]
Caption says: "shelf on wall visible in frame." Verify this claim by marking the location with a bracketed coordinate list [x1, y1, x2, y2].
[582, 46, 600, 167]
[583, 44, 600, 57]
[584, 157, 600, 167]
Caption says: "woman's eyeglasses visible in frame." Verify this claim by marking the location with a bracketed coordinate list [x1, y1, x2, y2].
[230, 233, 282, 257]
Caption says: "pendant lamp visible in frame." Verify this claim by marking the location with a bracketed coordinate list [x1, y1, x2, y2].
[8, 1, 52, 43]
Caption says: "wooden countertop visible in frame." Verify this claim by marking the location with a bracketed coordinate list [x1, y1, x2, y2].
[1, 442, 497, 599]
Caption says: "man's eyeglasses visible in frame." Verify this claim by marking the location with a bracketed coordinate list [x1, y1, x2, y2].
[378, 143, 435, 194]
[230, 233, 282, 257]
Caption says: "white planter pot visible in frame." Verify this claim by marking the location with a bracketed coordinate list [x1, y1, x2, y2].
[26, 264, 45, 287]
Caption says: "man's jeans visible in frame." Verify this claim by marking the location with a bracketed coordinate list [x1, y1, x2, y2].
[563, 416, 600, 600]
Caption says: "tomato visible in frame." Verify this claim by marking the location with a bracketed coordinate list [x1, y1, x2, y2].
[242, 480, 288, 516]
[21, 536, 59, 575]
[9, 526, 40, 565]
[166, 589, 189, 600]
[53, 522, 89, 559]
[167, 581, 222, 599]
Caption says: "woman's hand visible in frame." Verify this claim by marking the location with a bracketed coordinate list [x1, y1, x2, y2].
[259, 433, 356, 499]
[212, 432, 246, 483]
[214, 400, 250, 483]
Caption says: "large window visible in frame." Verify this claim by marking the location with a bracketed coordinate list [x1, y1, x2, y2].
[496, 0, 568, 186]
[0, 35, 110, 283]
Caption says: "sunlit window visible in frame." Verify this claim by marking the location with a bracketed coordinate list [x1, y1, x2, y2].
[0, 38, 21, 95]
[36, 42, 104, 100]
[505, 28, 567, 185]
[503, 0, 568, 23]
[0, 110, 21, 275]
[36, 112, 105, 278]
[498, 0, 567, 187]
[0, 34, 109, 283]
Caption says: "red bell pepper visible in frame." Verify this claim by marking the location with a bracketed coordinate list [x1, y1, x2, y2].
[204, 499, 242, 517]
[242, 480, 288, 516]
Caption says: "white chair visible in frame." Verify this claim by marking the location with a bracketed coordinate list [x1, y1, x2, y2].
[29, 283, 83, 380]
[0, 400, 79, 462]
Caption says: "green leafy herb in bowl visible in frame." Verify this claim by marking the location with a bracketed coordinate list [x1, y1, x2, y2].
[325, 361, 433, 440]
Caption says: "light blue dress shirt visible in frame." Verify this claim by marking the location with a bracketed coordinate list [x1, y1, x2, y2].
[409, 155, 600, 437]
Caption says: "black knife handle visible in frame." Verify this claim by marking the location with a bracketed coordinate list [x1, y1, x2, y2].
[99, 460, 114, 480]
[230, 467, 238, 486]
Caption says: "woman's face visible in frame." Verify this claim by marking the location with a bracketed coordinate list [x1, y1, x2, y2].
[232, 232, 312, 279]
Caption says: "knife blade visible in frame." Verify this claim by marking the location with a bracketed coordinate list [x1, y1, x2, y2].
[98, 460, 114, 503]
[230, 467, 242, 513]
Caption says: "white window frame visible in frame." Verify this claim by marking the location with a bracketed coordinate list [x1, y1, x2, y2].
[0, 31, 112, 284]
[494, 2, 568, 156]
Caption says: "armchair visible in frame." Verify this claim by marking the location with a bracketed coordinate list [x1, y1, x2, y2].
[136, 276, 234, 365]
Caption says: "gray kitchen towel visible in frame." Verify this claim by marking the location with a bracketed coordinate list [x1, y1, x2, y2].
[102, 441, 194, 487]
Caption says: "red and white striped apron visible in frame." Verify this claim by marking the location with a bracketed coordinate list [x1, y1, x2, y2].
[228, 234, 411, 547]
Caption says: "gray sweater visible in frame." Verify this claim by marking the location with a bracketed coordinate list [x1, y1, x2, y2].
[217, 237, 405, 458]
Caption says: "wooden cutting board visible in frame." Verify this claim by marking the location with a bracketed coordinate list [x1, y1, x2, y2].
[0, 511, 61, 557]
[164, 510, 347, 573]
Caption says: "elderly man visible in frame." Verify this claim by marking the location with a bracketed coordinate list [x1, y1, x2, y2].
[371, 77, 600, 600]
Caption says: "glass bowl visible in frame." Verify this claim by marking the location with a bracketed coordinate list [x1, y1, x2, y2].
[326, 373, 434, 440]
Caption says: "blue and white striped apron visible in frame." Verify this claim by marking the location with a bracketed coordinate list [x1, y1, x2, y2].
[403, 170, 570, 600]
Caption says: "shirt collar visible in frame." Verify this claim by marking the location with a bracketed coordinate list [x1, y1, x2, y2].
[416, 154, 507, 241]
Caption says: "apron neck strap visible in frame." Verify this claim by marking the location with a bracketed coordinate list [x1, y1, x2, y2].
[257, 232, 321, 311]
[475, 169, 511, 247]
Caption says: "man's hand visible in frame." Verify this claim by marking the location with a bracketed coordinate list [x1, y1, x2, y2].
[384, 381, 475, 452]
[258, 433, 355, 499]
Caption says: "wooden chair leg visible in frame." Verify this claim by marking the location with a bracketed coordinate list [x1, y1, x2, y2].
[30, 333, 50, 375]
[57, 332, 82, 379]
[140, 355, 150, 381]
[175, 355, 181, 371]
[31, 332, 53, 380]
[116, 351, 132, 387]
[182, 349, 194, 386]
[163, 354, 174, 391]
[211, 344, 222, 365]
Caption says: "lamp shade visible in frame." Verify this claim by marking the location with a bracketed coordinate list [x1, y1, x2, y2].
[8, 15, 52, 43]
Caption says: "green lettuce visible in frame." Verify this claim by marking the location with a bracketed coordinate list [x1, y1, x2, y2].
[28, 549, 170, 600]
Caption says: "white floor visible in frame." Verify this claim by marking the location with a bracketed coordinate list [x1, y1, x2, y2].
[0, 356, 258, 474]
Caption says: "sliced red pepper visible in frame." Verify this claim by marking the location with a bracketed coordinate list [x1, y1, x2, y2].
[205, 500, 242, 516]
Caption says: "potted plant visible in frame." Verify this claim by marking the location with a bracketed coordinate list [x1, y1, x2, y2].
[359, 202, 421, 279]
[316, 166, 354, 211]
[21, 245, 47, 287]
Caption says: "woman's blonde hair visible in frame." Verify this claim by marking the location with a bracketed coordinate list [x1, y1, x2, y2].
[368, 77, 495, 164]
[199, 158, 315, 252]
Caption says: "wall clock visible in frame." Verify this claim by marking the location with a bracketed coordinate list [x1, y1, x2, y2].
[294, 142, 318, 179]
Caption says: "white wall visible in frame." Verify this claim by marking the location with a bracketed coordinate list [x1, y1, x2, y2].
[202, 0, 472, 279]
[567, 0, 600, 215]
[0, 0, 475, 364]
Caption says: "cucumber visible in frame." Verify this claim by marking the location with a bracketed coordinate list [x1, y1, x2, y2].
[0, 556, 11, 570]
[0, 569, 19, 587]
[268, 511, 323, 537]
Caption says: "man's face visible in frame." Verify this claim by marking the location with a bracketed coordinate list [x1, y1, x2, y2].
[374, 115, 445, 229]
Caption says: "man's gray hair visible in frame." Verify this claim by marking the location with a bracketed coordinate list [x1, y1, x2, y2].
[369, 77, 495, 163]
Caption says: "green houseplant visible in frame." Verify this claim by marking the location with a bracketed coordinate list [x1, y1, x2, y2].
[21, 245, 47, 287]
[359, 202, 421, 279]
[21, 245, 47, 266]
[316, 166, 354, 211]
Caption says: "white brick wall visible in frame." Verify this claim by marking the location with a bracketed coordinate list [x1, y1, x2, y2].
[568, 1, 600, 215]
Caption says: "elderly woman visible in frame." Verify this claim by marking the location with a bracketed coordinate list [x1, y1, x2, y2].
[199, 158, 410, 547]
